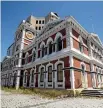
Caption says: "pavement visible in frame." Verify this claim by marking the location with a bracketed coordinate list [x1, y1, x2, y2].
[1, 90, 103, 108]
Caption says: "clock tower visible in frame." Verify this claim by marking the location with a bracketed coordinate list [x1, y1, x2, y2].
[14, 20, 36, 89]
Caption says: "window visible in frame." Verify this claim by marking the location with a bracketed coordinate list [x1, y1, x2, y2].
[36, 27, 38, 30]
[39, 26, 41, 30]
[39, 20, 41, 24]
[33, 51, 36, 61]
[42, 20, 44, 24]
[53, 43, 55, 52]
[48, 66, 52, 82]
[45, 47, 47, 55]
[57, 64, 63, 82]
[81, 64, 85, 75]
[49, 42, 52, 54]
[24, 72, 27, 83]
[36, 20, 38, 24]
[31, 70, 34, 83]
[40, 67, 44, 82]
[57, 37, 62, 51]
[42, 45, 45, 57]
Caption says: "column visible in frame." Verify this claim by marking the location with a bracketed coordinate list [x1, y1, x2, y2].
[16, 29, 25, 90]
[70, 55, 75, 89]
[91, 63, 96, 88]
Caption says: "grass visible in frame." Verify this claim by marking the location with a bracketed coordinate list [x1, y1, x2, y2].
[1, 87, 76, 99]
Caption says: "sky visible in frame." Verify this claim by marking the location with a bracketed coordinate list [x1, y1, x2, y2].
[1, 1, 103, 61]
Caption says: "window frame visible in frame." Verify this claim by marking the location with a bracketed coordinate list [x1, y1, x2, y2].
[57, 63, 63, 82]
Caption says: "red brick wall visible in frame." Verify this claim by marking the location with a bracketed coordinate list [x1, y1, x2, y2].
[73, 57, 92, 88]
[87, 73, 92, 87]
[72, 29, 79, 38]
[83, 46, 89, 56]
[63, 56, 71, 89]
[73, 38, 79, 50]
[73, 57, 82, 88]
[85, 62, 92, 87]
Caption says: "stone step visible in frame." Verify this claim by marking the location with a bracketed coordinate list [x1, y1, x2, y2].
[81, 91, 103, 94]
[81, 93, 103, 95]
[81, 94, 103, 97]
[80, 89, 103, 97]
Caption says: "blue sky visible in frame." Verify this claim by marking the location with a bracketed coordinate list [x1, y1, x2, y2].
[1, 1, 103, 61]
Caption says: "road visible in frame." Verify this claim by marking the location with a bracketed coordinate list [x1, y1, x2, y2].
[1, 90, 103, 108]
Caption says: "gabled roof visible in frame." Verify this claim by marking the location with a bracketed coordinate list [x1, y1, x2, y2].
[91, 33, 103, 47]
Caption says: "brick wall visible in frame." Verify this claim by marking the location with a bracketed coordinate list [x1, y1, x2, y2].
[73, 39, 79, 50]
[73, 57, 82, 88]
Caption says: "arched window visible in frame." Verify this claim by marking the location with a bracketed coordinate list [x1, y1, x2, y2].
[49, 42, 52, 54]
[48, 66, 52, 82]
[40, 67, 44, 82]
[42, 45, 45, 57]
[57, 63, 63, 82]
[25, 53, 29, 64]
[32, 51, 36, 61]
[57, 37, 62, 51]
[24, 72, 27, 83]
[31, 70, 34, 83]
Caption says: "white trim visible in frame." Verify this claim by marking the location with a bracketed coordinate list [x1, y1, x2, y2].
[40, 41, 45, 48]
[69, 55, 75, 89]
[54, 32, 62, 41]
[55, 60, 65, 89]
[46, 37, 53, 45]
